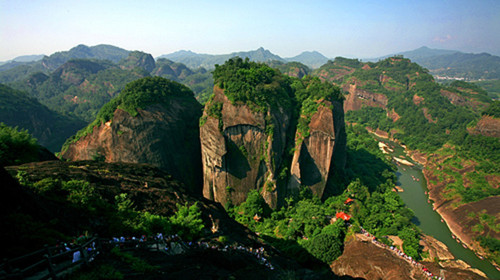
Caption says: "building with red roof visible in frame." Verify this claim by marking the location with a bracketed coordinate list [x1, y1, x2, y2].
[336, 212, 351, 221]
[344, 198, 354, 205]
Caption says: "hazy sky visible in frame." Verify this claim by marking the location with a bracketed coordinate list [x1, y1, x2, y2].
[1, 0, 499, 61]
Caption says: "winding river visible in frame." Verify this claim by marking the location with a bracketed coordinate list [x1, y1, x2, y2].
[384, 140, 500, 279]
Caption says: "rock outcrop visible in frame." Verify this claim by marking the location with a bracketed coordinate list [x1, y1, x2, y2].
[288, 100, 346, 198]
[201, 60, 347, 207]
[61, 77, 203, 193]
[200, 86, 292, 207]
[468, 115, 500, 138]
[343, 82, 388, 112]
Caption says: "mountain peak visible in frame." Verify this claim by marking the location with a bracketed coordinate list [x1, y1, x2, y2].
[285, 51, 329, 69]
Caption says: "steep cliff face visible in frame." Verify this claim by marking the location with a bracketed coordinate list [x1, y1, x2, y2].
[200, 87, 292, 207]
[343, 82, 388, 112]
[288, 100, 346, 199]
[201, 59, 347, 207]
[61, 77, 202, 192]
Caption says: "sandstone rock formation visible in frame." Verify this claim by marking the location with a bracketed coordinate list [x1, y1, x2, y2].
[468, 115, 500, 138]
[200, 86, 292, 207]
[343, 82, 388, 112]
[288, 100, 346, 198]
[61, 77, 202, 193]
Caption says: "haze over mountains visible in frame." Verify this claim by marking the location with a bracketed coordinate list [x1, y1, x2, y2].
[3, 44, 499, 82]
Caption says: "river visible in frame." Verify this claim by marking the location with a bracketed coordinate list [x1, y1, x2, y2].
[383, 140, 500, 279]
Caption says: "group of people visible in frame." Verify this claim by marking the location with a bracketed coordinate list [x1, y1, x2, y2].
[359, 227, 444, 280]
[108, 233, 275, 270]
[52, 236, 99, 264]
[196, 241, 274, 270]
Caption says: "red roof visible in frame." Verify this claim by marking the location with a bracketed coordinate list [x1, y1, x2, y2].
[336, 212, 351, 221]
[344, 198, 354, 204]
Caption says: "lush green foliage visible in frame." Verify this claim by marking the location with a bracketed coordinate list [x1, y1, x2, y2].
[17, 175, 205, 239]
[62, 76, 195, 151]
[213, 57, 293, 112]
[0, 123, 39, 166]
[303, 223, 345, 263]
[482, 100, 500, 117]
[110, 247, 159, 273]
[169, 202, 205, 240]
[292, 76, 343, 139]
[229, 125, 420, 264]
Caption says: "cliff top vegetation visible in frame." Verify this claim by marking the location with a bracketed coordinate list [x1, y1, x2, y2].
[213, 57, 294, 113]
[62, 76, 196, 151]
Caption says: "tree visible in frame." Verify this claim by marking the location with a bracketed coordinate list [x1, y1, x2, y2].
[0, 123, 39, 166]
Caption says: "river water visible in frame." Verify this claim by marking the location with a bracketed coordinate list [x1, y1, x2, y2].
[384, 140, 500, 279]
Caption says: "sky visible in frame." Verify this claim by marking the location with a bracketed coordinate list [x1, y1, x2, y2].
[1, 0, 499, 61]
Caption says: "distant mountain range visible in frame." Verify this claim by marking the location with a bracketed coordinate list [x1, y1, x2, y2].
[2, 44, 500, 86]
[158, 47, 330, 69]
[370, 46, 500, 81]
[0, 44, 130, 79]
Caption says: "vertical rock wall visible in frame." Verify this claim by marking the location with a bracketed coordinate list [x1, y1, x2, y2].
[61, 99, 203, 193]
[288, 100, 346, 199]
[200, 87, 292, 207]
[201, 87, 346, 207]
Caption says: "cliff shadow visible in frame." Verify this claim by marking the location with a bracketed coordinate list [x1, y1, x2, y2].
[224, 139, 251, 179]
[298, 144, 323, 187]
[344, 147, 395, 193]
[260, 235, 337, 276]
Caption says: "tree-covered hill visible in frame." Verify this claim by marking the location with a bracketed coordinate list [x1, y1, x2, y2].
[0, 44, 130, 84]
[374, 46, 500, 81]
[266, 60, 311, 79]
[4, 52, 214, 123]
[11, 58, 148, 122]
[313, 56, 499, 264]
[0, 84, 85, 151]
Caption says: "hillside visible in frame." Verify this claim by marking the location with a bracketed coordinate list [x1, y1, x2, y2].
[313, 56, 500, 267]
[0, 84, 85, 152]
[5, 52, 212, 123]
[1, 161, 342, 279]
[374, 46, 500, 81]
[61, 76, 203, 192]
[10, 58, 147, 122]
[0, 44, 130, 84]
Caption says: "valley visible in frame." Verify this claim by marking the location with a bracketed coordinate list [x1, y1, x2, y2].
[0, 44, 498, 279]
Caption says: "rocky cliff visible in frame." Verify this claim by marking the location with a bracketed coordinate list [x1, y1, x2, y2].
[288, 100, 346, 198]
[200, 86, 292, 207]
[343, 82, 388, 112]
[61, 77, 202, 192]
[201, 59, 346, 207]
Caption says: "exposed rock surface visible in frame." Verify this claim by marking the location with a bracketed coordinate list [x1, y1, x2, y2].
[423, 154, 500, 265]
[343, 82, 388, 112]
[200, 87, 292, 207]
[331, 234, 488, 280]
[468, 115, 500, 138]
[61, 99, 202, 192]
[331, 235, 427, 280]
[288, 100, 346, 198]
